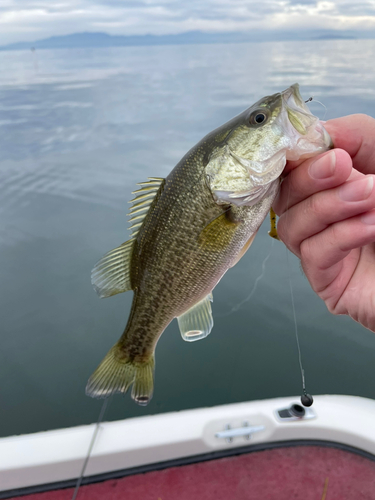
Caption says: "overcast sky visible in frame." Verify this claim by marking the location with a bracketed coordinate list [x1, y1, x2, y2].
[0, 0, 374, 45]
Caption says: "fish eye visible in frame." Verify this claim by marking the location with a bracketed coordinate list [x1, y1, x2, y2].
[255, 113, 266, 123]
[250, 110, 269, 126]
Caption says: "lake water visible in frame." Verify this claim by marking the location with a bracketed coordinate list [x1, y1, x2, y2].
[1, 39, 375, 438]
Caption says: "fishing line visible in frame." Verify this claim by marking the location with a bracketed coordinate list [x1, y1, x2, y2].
[71, 397, 110, 500]
[285, 177, 313, 407]
[305, 96, 327, 121]
[286, 248, 311, 405]
[217, 238, 275, 318]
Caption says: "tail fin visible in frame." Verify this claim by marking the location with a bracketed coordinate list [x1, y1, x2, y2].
[85, 344, 155, 406]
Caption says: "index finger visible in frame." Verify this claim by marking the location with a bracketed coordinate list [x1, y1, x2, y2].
[324, 114, 375, 175]
[283, 114, 375, 176]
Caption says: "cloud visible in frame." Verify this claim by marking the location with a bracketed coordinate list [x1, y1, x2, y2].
[0, 0, 375, 45]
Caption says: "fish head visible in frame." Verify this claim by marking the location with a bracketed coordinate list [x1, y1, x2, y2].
[206, 83, 332, 206]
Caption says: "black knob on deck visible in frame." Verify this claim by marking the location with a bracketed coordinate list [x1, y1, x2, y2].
[301, 393, 314, 407]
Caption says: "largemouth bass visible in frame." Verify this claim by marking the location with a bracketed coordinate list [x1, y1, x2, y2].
[87, 84, 331, 405]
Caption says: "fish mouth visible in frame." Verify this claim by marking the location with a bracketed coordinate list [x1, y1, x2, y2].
[282, 84, 315, 135]
[282, 83, 332, 159]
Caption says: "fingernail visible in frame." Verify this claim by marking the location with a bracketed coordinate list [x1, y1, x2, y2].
[309, 151, 336, 179]
[339, 176, 374, 202]
[362, 210, 375, 224]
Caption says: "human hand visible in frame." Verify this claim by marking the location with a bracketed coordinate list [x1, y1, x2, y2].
[273, 114, 375, 331]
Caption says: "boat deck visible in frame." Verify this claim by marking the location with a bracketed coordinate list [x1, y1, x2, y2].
[10, 444, 375, 500]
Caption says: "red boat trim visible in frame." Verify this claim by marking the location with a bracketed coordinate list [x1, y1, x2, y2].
[2, 439, 375, 500]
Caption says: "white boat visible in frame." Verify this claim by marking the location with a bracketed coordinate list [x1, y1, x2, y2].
[1, 395, 375, 499]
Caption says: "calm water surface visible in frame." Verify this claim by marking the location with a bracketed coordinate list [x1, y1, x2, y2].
[1, 39, 375, 437]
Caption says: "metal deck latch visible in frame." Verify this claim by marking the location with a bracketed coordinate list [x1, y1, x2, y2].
[215, 422, 265, 443]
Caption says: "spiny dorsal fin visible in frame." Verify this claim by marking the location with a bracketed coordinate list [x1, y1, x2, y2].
[177, 293, 214, 342]
[128, 177, 165, 237]
[91, 177, 165, 298]
[91, 239, 134, 298]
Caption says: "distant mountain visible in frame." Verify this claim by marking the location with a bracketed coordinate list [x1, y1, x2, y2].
[0, 31, 248, 51]
[313, 33, 357, 40]
[0, 30, 371, 51]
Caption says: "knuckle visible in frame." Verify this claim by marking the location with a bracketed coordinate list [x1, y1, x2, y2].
[305, 193, 321, 219]
[329, 223, 342, 248]
[353, 115, 375, 146]
[302, 196, 313, 218]
[355, 113, 375, 128]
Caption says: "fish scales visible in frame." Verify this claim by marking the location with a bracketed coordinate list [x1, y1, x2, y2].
[87, 84, 332, 405]
[126, 147, 274, 359]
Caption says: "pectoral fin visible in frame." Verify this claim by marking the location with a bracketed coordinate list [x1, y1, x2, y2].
[199, 208, 241, 250]
[177, 293, 214, 342]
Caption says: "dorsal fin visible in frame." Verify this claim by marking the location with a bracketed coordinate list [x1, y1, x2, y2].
[128, 177, 165, 237]
[177, 293, 214, 342]
[91, 177, 165, 298]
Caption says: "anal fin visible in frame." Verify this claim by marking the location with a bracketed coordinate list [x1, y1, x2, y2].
[177, 293, 213, 342]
